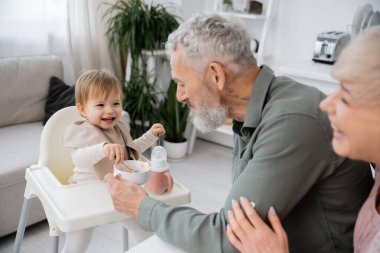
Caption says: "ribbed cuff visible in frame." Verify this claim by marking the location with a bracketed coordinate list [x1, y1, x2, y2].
[137, 197, 163, 231]
[145, 129, 158, 141]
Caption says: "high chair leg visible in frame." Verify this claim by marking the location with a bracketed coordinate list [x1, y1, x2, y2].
[122, 226, 129, 251]
[50, 235, 59, 253]
[13, 197, 32, 253]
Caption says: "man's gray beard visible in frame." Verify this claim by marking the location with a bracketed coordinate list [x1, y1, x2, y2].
[192, 105, 227, 133]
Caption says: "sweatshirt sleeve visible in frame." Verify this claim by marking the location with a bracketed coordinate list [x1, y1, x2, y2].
[71, 142, 107, 168]
[133, 130, 158, 153]
[138, 197, 235, 253]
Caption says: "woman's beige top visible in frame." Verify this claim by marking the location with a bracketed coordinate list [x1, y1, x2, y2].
[354, 168, 380, 253]
[62, 120, 157, 183]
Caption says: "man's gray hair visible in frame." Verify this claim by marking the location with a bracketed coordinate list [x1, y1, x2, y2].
[165, 12, 256, 73]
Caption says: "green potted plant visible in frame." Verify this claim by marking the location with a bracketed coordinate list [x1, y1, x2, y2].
[122, 67, 161, 138]
[103, 0, 180, 137]
[103, 0, 180, 77]
[152, 80, 190, 159]
[222, 0, 232, 11]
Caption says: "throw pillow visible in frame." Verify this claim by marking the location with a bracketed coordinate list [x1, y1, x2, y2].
[43, 76, 75, 125]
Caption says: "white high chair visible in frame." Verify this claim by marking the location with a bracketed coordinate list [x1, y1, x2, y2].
[13, 106, 191, 253]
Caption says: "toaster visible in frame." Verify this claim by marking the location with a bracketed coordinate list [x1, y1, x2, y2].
[312, 31, 351, 64]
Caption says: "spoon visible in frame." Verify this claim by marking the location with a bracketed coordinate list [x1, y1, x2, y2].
[120, 162, 135, 173]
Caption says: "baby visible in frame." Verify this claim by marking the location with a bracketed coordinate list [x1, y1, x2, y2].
[61, 70, 165, 253]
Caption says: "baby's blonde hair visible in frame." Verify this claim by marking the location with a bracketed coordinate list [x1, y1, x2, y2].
[75, 70, 122, 106]
[332, 26, 380, 105]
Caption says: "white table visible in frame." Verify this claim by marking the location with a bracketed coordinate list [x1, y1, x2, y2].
[127, 235, 187, 253]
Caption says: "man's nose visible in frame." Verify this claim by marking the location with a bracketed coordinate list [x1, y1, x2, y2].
[176, 85, 187, 103]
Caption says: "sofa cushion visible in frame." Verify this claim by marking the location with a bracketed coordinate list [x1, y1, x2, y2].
[43, 76, 75, 125]
[0, 179, 46, 238]
[0, 122, 46, 237]
[0, 122, 43, 187]
[0, 55, 63, 127]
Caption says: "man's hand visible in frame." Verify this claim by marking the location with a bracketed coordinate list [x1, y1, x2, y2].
[104, 173, 148, 218]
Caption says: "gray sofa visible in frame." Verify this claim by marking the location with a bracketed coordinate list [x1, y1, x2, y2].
[0, 55, 65, 237]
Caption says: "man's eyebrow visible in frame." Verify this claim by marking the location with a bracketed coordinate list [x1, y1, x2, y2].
[172, 77, 184, 83]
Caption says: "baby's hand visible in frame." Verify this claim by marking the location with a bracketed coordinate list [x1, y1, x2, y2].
[151, 123, 166, 137]
[103, 143, 124, 164]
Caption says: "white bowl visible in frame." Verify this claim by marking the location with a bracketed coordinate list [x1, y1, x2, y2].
[113, 160, 150, 185]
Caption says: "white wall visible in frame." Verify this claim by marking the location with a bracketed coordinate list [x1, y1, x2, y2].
[266, 0, 380, 69]
[203, 0, 380, 68]
[152, 0, 205, 20]
[265, 0, 380, 93]
[201, 0, 380, 93]
[155, 0, 380, 93]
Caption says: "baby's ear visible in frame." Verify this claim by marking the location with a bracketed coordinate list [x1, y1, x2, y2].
[76, 103, 85, 117]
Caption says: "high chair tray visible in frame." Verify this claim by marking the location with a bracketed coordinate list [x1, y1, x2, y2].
[25, 165, 191, 233]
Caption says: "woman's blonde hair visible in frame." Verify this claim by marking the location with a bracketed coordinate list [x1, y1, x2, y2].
[332, 26, 380, 105]
[75, 70, 122, 105]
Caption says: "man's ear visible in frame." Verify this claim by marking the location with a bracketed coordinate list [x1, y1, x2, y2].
[76, 103, 86, 118]
[208, 62, 226, 91]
